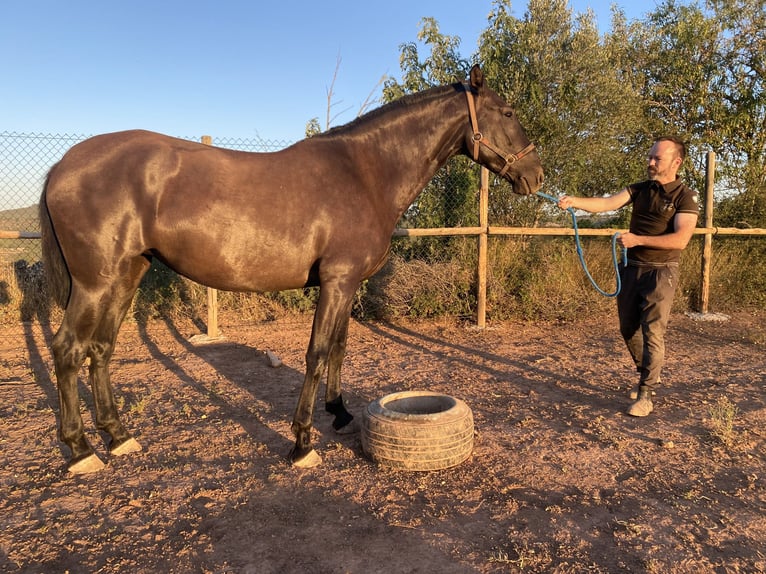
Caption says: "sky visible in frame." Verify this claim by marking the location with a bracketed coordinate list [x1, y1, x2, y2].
[2, 0, 649, 145]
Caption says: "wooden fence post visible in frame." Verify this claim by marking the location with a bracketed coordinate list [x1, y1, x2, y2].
[477, 168, 489, 328]
[699, 151, 715, 313]
[201, 135, 219, 339]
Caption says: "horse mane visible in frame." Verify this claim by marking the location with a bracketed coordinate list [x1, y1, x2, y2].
[315, 82, 462, 140]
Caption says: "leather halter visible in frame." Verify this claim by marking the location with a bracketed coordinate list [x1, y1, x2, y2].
[463, 84, 536, 178]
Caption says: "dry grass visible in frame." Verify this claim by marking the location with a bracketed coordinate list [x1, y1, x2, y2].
[708, 396, 740, 448]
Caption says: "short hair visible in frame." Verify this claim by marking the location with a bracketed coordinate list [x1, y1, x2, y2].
[655, 135, 686, 162]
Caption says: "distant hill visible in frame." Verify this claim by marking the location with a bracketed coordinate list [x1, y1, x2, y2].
[0, 204, 39, 232]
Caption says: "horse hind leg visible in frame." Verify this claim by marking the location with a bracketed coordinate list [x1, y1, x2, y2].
[52, 292, 108, 474]
[88, 258, 150, 459]
[54, 257, 149, 473]
[88, 334, 142, 458]
[52, 318, 103, 473]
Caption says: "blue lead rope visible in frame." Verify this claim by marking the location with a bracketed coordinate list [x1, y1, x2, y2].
[536, 191, 627, 298]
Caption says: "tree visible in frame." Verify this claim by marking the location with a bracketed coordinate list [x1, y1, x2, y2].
[708, 0, 766, 226]
[384, 0, 765, 228]
[305, 54, 385, 138]
[477, 0, 647, 226]
[633, 0, 765, 226]
[382, 17, 471, 101]
[628, 0, 724, 195]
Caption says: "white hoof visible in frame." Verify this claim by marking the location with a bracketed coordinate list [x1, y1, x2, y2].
[111, 437, 143, 456]
[292, 449, 322, 468]
[335, 419, 360, 435]
[68, 454, 106, 474]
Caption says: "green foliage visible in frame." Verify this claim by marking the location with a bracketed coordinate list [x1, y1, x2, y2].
[382, 17, 471, 100]
[305, 118, 321, 138]
[715, 190, 766, 229]
[133, 259, 193, 321]
[477, 0, 648, 198]
[706, 239, 766, 309]
[399, 157, 480, 229]
[705, 0, 766, 203]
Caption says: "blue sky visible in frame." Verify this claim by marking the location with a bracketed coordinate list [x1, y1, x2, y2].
[2, 1, 648, 145]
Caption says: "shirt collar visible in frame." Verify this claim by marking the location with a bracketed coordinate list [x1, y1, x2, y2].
[652, 178, 683, 194]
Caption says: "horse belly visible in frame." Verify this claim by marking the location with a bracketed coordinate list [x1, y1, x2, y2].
[153, 222, 319, 293]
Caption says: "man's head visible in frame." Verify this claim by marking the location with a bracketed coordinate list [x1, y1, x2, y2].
[647, 136, 685, 184]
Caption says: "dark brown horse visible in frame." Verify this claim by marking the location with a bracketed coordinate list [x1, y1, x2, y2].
[40, 65, 543, 473]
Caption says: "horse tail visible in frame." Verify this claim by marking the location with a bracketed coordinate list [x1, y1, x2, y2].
[40, 165, 71, 308]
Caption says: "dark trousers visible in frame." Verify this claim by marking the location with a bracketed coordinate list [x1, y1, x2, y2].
[617, 262, 680, 391]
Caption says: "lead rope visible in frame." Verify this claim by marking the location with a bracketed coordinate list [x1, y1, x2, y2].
[536, 191, 627, 298]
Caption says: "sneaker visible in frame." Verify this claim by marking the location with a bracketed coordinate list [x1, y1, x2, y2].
[626, 396, 654, 417]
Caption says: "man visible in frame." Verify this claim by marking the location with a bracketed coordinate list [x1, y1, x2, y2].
[558, 136, 699, 417]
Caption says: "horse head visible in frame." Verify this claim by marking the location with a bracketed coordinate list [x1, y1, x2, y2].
[463, 65, 544, 195]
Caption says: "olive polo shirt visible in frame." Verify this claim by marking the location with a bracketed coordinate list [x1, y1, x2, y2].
[626, 178, 700, 264]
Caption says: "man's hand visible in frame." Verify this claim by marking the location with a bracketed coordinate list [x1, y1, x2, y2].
[617, 232, 640, 248]
[557, 195, 576, 210]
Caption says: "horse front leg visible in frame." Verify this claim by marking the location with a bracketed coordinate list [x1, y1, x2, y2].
[290, 280, 356, 468]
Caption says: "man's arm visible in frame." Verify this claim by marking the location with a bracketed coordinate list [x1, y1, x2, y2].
[558, 189, 632, 213]
[617, 212, 698, 250]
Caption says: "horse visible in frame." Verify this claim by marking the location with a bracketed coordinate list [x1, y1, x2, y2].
[39, 65, 544, 473]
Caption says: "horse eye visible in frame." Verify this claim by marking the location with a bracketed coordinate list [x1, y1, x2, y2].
[504, 110, 514, 118]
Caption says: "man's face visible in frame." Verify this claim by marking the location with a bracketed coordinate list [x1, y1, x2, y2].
[647, 140, 680, 183]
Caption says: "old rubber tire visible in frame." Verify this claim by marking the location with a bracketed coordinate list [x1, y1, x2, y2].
[361, 391, 473, 471]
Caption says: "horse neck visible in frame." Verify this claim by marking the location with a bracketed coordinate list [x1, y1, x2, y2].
[321, 86, 467, 218]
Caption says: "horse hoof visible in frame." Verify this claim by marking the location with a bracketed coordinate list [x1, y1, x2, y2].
[111, 437, 142, 456]
[291, 448, 322, 468]
[334, 419, 360, 435]
[68, 454, 106, 474]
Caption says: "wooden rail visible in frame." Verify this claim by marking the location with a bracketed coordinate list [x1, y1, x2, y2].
[0, 230, 41, 239]
[393, 226, 766, 237]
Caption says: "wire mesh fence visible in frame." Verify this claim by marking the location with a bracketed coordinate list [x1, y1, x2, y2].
[0, 132, 296, 340]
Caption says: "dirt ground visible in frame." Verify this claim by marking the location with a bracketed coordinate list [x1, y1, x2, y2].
[1, 310, 764, 573]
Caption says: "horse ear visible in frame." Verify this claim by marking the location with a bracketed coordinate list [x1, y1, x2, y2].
[469, 65, 484, 93]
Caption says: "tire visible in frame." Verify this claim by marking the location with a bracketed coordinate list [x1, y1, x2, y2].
[361, 391, 474, 471]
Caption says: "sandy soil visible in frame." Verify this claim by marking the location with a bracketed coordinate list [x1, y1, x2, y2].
[1, 311, 764, 573]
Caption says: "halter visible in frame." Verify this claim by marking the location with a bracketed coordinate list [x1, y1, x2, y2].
[463, 84, 536, 178]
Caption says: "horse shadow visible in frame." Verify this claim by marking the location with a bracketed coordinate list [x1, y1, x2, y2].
[130, 314, 329, 463]
[11, 260, 58, 411]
